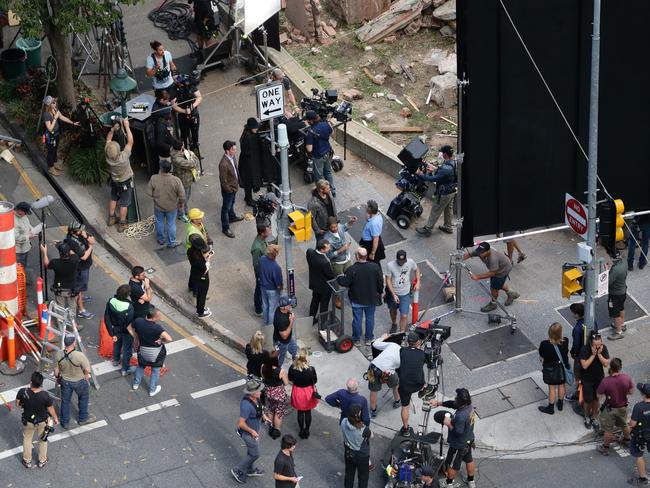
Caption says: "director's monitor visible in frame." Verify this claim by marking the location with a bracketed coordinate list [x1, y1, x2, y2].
[230, 0, 281, 35]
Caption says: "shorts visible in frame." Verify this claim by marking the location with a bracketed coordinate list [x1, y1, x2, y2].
[630, 438, 648, 458]
[368, 366, 399, 392]
[581, 380, 601, 404]
[445, 445, 473, 471]
[600, 406, 628, 432]
[503, 231, 517, 243]
[75, 267, 90, 293]
[490, 274, 508, 291]
[110, 179, 133, 208]
[397, 385, 420, 407]
[608, 294, 626, 318]
[386, 292, 411, 316]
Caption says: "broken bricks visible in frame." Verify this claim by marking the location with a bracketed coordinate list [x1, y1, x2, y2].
[342, 89, 364, 101]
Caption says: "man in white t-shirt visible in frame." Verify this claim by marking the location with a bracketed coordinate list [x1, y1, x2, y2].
[385, 250, 420, 333]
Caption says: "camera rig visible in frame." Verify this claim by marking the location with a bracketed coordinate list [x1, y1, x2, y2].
[300, 88, 352, 123]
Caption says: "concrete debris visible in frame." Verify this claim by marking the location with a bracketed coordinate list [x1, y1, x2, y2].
[363, 113, 375, 121]
[389, 63, 402, 74]
[437, 52, 457, 75]
[429, 72, 458, 108]
[386, 93, 398, 101]
[310, 47, 322, 54]
[422, 48, 448, 67]
[433, 0, 456, 21]
[372, 92, 385, 98]
[364, 46, 373, 51]
[372, 74, 387, 85]
[342, 89, 364, 101]
[323, 25, 337, 37]
[440, 25, 455, 37]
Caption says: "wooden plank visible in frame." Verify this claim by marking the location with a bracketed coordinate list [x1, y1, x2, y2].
[440, 116, 458, 127]
[379, 126, 424, 133]
[405, 95, 420, 112]
[355, 0, 424, 44]
[399, 57, 416, 83]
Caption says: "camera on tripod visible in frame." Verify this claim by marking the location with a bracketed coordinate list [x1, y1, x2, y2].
[300, 88, 352, 123]
[415, 321, 451, 369]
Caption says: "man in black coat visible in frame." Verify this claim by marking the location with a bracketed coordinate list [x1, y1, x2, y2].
[238, 118, 264, 206]
[306, 239, 335, 324]
[337, 248, 384, 346]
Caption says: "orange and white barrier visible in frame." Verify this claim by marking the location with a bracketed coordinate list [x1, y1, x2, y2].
[37, 277, 45, 339]
[0, 202, 18, 315]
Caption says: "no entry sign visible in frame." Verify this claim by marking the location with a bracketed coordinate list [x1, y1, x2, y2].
[565, 193, 588, 239]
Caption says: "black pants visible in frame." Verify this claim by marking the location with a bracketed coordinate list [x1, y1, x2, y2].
[309, 288, 331, 320]
[195, 275, 209, 314]
[179, 113, 200, 151]
[344, 451, 369, 488]
[46, 140, 58, 168]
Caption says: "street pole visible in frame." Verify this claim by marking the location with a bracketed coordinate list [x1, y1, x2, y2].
[584, 0, 601, 331]
[277, 124, 295, 299]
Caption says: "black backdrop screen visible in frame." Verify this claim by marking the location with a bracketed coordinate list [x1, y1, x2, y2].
[457, 0, 650, 247]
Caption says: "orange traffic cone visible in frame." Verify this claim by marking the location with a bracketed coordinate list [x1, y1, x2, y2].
[98, 319, 114, 359]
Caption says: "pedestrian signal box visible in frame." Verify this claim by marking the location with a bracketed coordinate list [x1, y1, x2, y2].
[288, 210, 312, 242]
[562, 265, 583, 298]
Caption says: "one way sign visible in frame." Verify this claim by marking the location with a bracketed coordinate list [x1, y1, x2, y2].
[256, 82, 285, 122]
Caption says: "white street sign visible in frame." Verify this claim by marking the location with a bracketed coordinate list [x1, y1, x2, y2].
[597, 270, 609, 298]
[256, 82, 284, 121]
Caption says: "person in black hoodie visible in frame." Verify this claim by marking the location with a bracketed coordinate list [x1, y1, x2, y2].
[104, 284, 135, 376]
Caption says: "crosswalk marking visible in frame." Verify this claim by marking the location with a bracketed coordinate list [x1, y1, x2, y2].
[190, 379, 246, 399]
[119, 399, 180, 420]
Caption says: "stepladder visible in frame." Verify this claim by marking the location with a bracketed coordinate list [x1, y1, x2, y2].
[38, 298, 99, 390]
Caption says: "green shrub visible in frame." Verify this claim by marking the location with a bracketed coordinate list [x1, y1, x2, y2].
[0, 80, 17, 100]
[65, 139, 108, 185]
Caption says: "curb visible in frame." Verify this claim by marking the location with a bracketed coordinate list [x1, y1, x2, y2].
[0, 110, 247, 353]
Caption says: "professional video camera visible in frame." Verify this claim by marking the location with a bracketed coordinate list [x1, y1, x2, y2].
[174, 71, 201, 96]
[415, 321, 450, 370]
[300, 88, 352, 123]
[40, 418, 55, 442]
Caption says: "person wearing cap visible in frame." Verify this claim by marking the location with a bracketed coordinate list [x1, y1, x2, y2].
[306, 239, 336, 325]
[271, 68, 298, 115]
[13, 202, 37, 273]
[251, 224, 271, 316]
[103, 284, 136, 376]
[42, 96, 80, 176]
[337, 247, 384, 346]
[386, 250, 420, 334]
[596, 357, 634, 456]
[607, 251, 628, 341]
[415, 145, 457, 236]
[231, 378, 270, 483]
[170, 137, 200, 223]
[368, 334, 401, 418]
[274, 295, 299, 366]
[187, 236, 213, 318]
[324, 214, 357, 276]
[64, 222, 95, 321]
[147, 158, 185, 247]
[305, 110, 336, 195]
[579, 331, 610, 431]
[463, 241, 519, 312]
[239, 117, 264, 206]
[308, 179, 337, 238]
[628, 382, 650, 486]
[41, 241, 80, 317]
[105, 118, 134, 232]
[54, 335, 95, 429]
[429, 388, 477, 488]
[219, 140, 244, 238]
[397, 331, 426, 436]
[360, 200, 385, 265]
[418, 465, 439, 487]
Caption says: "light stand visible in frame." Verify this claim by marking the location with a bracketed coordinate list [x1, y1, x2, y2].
[31, 196, 55, 302]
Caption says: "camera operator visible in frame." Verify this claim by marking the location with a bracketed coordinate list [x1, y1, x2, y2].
[304, 111, 336, 196]
[271, 68, 298, 115]
[367, 333, 401, 418]
[419, 465, 440, 488]
[628, 383, 650, 486]
[397, 331, 426, 436]
[174, 73, 203, 152]
[146, 41, 177, 99]
[16, 372, 58, 469]
[41, 241, 80, 316]
[416, 145, 457, 237]
[256, 192, 280, 244]
[429, 388, 477, 488]
[64, 222, 95, 321]
[105, 118, 134, 233]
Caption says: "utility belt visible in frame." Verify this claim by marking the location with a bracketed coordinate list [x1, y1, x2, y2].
[110, 176, 133, 191]
[365, 364, 391, 384]
[21, 416, 47, 426]
[52, 287, 77, 297]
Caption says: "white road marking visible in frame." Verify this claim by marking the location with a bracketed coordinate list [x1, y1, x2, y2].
[190, 379, 246, 399]
[119, 399, 180, 420]
[0, 420, 108, 460]
[0, 336, 204, 403]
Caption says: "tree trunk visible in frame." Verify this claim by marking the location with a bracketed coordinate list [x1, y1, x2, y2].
[47, 27, 75, 108]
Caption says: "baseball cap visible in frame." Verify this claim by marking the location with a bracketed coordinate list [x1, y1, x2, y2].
[396, 250, 407, 263]
[43, 95, 53, 106]
[407, 331, 420, 345]
[419, 465, 436, 477]
[68, 221, 85, 232]
[278, 295, 292, 308]
[15, 202, 32, 214]
[476, 241, 490, 253]
[304, 110, 318, 121]
[264, 192, 280, 205]
[637, 383, 650, 396]
[64, 334, 76, 347]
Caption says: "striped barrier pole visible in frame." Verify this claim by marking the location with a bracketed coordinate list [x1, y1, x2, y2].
[0, 314, 24, 375]
[411, 280, 419, 325]
[37, 277, 45, 340]
[0, 201, 19, 315]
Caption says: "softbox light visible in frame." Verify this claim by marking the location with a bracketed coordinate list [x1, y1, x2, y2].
[232, 0, 281, 35]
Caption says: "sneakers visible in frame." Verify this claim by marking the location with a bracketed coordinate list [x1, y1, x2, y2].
[108, 216, 118, 226]
[609, 322, 627, 332]
[504, 291, 520, 306]
[117, 222, 128, 233]
[389, 324, 398, 334]
[231, 468, 246, 484]
[584, 417, 592, 429]
[167, 241, 181, 248]
[468, 481, 477, 488]
[353, 340, 361, 347]
[247, 468, 265, 477]
[197, 308, 212, 318]
[608, 332, 625, 341]
[121, 366, 136, 377]
[538, 404, 554, 415]
[596, 444, 610, 456]
[78, 414, 97, 426]
[77, 310, 95, 320]
[132, 383, 140, 391]
[149, 385, 162, 397]
[591, 418, 601, 431]
[480, 301, 497, 312]
[112, 360, 121, 367]
[365, 337, 374, 346]
[628, 478, 650, 486]
[399, 426, 411, 436]
[564, 391, 578, 402]
[392, 399, 402, 409]
[517, 253, 527, 264]
[416, 226, 433, 236]
[370, 408, 377, 418]
[53, 161, 64, 170]
[37, 458, 48, 468]
[438, 225, 453, 234]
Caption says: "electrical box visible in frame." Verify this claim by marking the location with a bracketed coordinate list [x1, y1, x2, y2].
[576, 242, 593, 263]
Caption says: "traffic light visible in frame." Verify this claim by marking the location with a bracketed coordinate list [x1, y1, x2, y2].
[288, 210, 312, 242]
[598, 198, 625, 255]
[562, 264, 583, 298]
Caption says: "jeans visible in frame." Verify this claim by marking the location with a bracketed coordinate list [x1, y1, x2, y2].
[134, 366, 161, 394]
[424, 191, 456, 231]
[351, 302, 376, 341]
[154, 207, 178, 246]
[253, 268, 262, 314]
[112, 332, 133, 372]
[344, 451, 370, 488]
[60, 379, 90, 425]
[312, 153, 335, 193]
[221, 191, 237, 231]
[275, 339, 299, 366]
[628, 225, 650, 267]
[262, 288, 280, 326]
[234, 431, 260, 478]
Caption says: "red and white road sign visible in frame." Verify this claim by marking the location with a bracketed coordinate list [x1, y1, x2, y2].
[565, 193, 588, 239]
